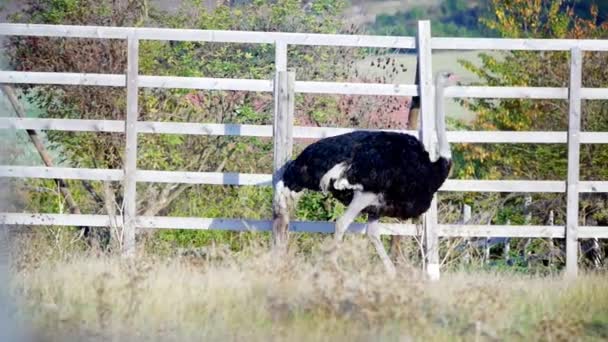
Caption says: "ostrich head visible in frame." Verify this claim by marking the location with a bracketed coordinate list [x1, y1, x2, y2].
[436, 71, 458, 87]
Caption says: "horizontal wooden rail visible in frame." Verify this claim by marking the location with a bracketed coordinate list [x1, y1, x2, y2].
[3, 213, 608, 238]
[3, 118, 608, 145]
[579, 226, 608, 239]
[137, 121, 273, 136]
[0, 166, 122, 181]
[294, 126, 417, 139]
[136, 216, 418, 235]
[446, 131, 567, 144]
[6, 165, 607, 193]
[295, 81, 418, 96]
[5, 24, 608, 52]
[441, 180, 565, 193]
[0, 23, 417, 48]
[0, 71, 124, 87]
[139, 75, 272, 91]
[0, 117, 125, 133]
[0, 213, 114, 227]
[579, 132, 608, 144]
[137, 170, 272, 186]
[438, 224, 565, 238]
[6, 71, 608, 100]
[580, 181, 608, 193]
[7, 165, 604, 193]
[431, 37, 608, 51]
[444, 86, 567, 99]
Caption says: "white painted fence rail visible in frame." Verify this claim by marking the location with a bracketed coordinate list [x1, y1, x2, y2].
[1, 22, 608, 277]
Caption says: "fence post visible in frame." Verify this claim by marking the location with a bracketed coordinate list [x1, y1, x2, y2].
[520, 195, 532, 262]
[566, 47, 582, 278]
[123, 32, 139, 257]
[272, 41, 294, 250]
[504, 219, 511, 263]
[461, 204, 472, 264]
[416, 20, 439, 280]
[548, 210, 555, 267]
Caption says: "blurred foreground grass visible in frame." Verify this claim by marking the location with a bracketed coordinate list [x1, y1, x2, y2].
[8, 236, 608, 341]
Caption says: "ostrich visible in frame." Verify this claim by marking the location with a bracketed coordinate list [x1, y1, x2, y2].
[273, 71, 457, 276]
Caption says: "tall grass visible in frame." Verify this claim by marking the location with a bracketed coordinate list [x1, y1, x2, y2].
[8, 234, 608, 341]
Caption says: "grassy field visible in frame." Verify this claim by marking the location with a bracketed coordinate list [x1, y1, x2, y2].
[5, 236, 608, 341]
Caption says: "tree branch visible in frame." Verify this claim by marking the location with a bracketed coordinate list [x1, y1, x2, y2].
[1, 84, 91, 235]
[141, 148, 233, 217]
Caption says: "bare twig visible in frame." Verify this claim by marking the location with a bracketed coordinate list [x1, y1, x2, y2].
[141, 151, 232, 217]
[1, 84, 91, 236]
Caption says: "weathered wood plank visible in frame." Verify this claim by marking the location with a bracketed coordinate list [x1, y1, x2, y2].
[0, 213, 113, 227]
[123, 34, 139, 257]
[272, 70, 295, 250]
[581, 88, 608, 99]
[441, 180, 565, 193]
[0, 23, 130, 39]
[0, 117, 125, 132]
[137, 121, 272, 136]
[6, 213, 599, 238]
[275, 42, 287, 72]
[138, 75, 272, 91]
[0, 71, 124, 86]
[566, 47, 583, 277]
[136, 170, 272, 186]
[295, 81, 418, 96]
[432, 37, 608, 51]
[445, 86, 567, 99]
[580, 132, 608, 144]
[446, 131, 566, 143]
[4, 70, 608, 101]
[416, 20, 440, 280]
[137, 217, 417, 235]
[0, 166, 122, 181]
[0, 166, 572, 193]
[0, 118, 577, 144]
[8, 24, 608, 51]
[438, 224, 565, 238]
[578, 226, 608, 239]
[579, 181, 608, 193]
[0, 24, 417, 48]
[293, 127, 417, 139]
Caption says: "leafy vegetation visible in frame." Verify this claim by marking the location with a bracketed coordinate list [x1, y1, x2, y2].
[369, 0, 492, 37]
[456, 0, 608, 221]
[5, 0, 408, 251]
[3, 0, 608, 268]
[453, 0, 608, 266]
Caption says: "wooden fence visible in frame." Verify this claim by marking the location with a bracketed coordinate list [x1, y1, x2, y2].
[1, 21, 608, 278]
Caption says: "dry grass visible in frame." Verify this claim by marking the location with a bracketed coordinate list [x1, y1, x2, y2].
[7, 236, 608, 341]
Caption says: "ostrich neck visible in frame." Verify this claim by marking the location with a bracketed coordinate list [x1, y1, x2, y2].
[434, 81, 451, 161]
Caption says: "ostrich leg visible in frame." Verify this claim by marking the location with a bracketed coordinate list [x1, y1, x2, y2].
[327, 191, 379, 265]
[367, 214, 397, 277]
[334, 191, 379, 242]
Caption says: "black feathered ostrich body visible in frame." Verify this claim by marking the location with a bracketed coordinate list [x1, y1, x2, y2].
[274, 71, 456, 276]
[282, 131, 450, 218]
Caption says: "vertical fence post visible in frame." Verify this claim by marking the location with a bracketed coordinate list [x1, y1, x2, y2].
[416, 20, 439, 280]
[461, 204, 472, 264]
[566, 47, 582, 278]
[123, 32, 139, 257]
[504, 219, 511, 263]
[521, 195, 532, 262]
[548, 210, 555, 267]
[272, 41, 294, 251]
